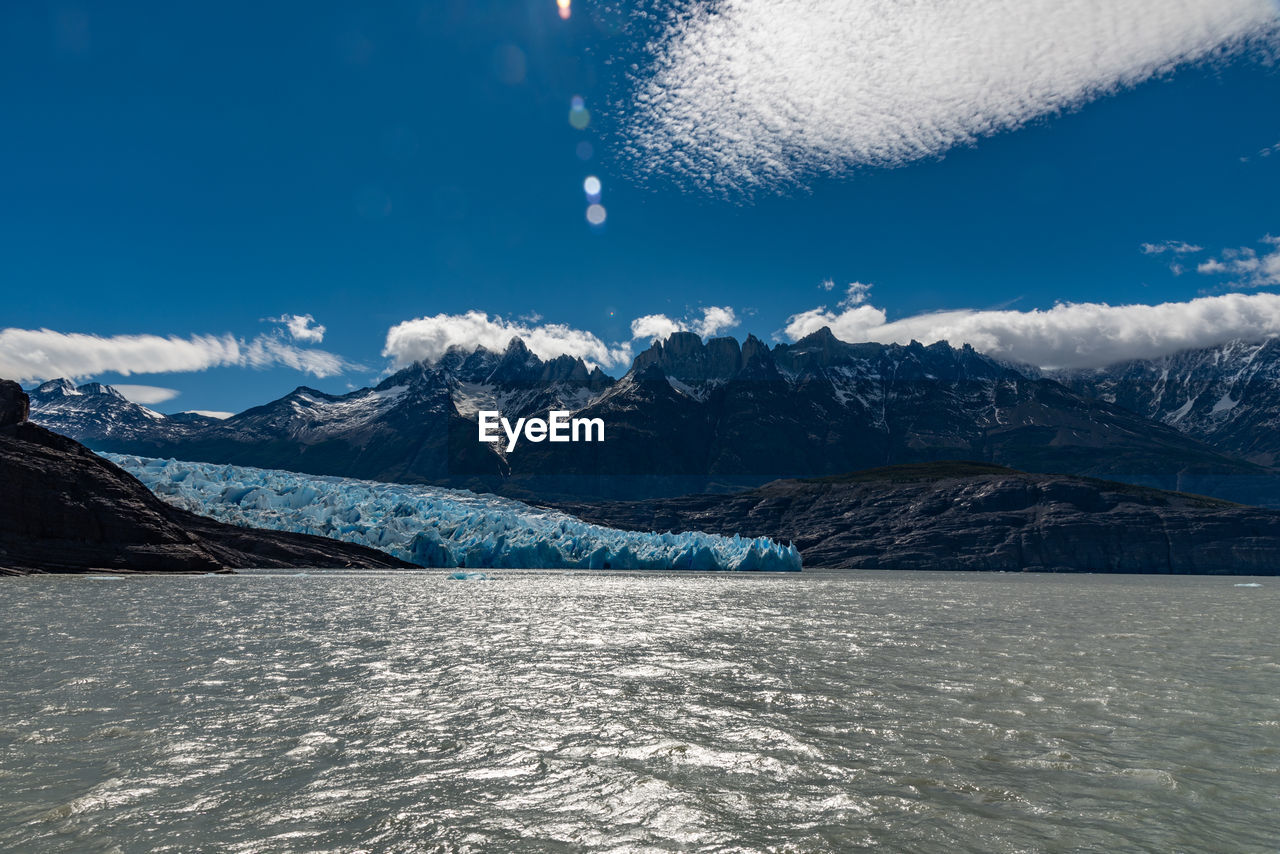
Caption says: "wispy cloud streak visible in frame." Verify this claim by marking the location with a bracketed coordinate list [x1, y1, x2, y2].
[0, 329, 352, 383]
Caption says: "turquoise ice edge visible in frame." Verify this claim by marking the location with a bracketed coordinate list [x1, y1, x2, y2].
[107, 454, 802, 572]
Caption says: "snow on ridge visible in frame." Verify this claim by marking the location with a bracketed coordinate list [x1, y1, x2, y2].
[107, 455, 801, 572]
[283, 384, 410, 439]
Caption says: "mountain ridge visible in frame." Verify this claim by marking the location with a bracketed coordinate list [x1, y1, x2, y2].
[28, 330, 1276, 501]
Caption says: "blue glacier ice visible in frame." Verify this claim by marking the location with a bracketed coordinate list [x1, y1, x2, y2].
[106, 455, 802, 572]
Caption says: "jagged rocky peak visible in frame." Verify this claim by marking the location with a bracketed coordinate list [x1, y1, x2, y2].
[426, 337, 610, 392]
[486, 338, 555, 385]
[741, 333, 771, 366]
[772, 326, 871, 373]
[34, 378, 80, 396]
[76, 382, 128, 401]
[500, 335, 535, 365]
[782, 326, 851, 362]
[1, 380, 30, 427]
[31, 378, 136, 402]
[540, 354, 591, 385]
[434, 344, 498, 378]
[891, 339, 1005, 381]
[631, 331, 743, 383]
[377, 359, 451, 391]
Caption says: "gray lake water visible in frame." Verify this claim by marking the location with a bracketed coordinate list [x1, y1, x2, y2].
[1, 570, 1277, 853]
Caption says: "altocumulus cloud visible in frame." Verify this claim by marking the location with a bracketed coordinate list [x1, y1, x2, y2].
[784, 290, 1280, 369]
[625, 0, 1279, 191]
[1197, 235, 1280, 288]
[383, 311, 632, 370]
[0, 328, 353, 384]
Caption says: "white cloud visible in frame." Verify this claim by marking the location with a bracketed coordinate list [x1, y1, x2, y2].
[630, 313, 686, 342]
[1141, 240, 1203, 255]
[383, 311, 632, 370]
[111, 384, 180, 405]
[625, 0, 1278, 191]
[0, 329, 353, 384]
[1197, 235, 1280, 287]
[268, 313, 326, 343]
[629, 306, 740, 341]
[692, 305, 738, 337]
[184, 410, 234, 420]
[839, 282, 873, 309]
[1142, 240, 1205, 275]
[784, 291, 1280, 369]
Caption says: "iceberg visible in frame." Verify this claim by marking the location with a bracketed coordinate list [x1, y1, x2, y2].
[106, 455, 801, 572]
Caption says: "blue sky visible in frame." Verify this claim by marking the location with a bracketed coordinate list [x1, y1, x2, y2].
[3, 0, 1280, 414]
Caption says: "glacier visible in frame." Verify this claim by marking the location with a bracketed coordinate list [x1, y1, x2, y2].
[105, 455, 801, 572]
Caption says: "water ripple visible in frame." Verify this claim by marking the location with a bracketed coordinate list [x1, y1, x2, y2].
[1, 571, 1277, 852]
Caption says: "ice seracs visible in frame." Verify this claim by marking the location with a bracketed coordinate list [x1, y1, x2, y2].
[107, 454, 802, 571]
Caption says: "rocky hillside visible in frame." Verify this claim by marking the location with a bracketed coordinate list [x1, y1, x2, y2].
[0, 380, 416, 575]
[554, 461, 1280, 574]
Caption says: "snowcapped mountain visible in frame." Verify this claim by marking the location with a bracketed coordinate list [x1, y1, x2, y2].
[509, 329, 1263, 497]
[1058, 338, 1280, 466]
[27, 339, 614, 488]
[27, 331, 1270, 500]
[27, 378, 215, 444]
[443, 337, 612, 419]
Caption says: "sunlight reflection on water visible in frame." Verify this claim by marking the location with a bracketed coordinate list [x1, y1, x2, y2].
[1, 570, 1277, 852]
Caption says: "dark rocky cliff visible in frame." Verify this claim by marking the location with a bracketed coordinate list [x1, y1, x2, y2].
[554, 461, 1280, 574]
[0, 380, 416, 575]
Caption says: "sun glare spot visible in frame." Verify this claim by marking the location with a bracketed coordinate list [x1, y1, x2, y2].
[556, 0, 570, 20]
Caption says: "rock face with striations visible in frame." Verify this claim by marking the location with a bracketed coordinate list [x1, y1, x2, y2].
[0, 381, 416, 575]
[553, 461, 1280, 574]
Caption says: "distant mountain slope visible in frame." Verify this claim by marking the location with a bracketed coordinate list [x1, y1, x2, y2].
[1059, 339, 1280, 466]
[27, 378, 215, 444]
[552, 461, 1280, 574]
[28, 330, 1270, 501]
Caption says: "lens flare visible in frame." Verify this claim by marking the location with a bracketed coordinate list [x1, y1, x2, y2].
[569, 95, 589, 130]
[583, 175, 601, 196]
[586, 203, 606, 226]
[556, 0, 570, 20]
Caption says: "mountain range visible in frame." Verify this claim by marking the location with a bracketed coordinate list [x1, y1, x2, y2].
[1057, 339, 1280, 467]
[28, 329, 1280, 502]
